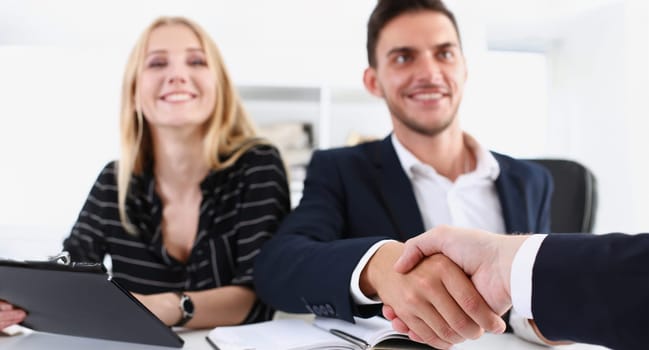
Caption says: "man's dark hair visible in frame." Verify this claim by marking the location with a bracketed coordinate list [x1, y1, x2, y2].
[366, 0, 461, 67]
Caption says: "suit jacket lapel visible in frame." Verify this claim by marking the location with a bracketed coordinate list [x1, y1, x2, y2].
[367, 137, 425, 240]
[494, 153, 530, 233]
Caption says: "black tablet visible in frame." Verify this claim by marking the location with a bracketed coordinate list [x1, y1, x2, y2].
[0, 259, 183, 348]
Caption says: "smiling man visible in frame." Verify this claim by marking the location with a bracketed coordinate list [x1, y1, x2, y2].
[254, 1, 554, 348]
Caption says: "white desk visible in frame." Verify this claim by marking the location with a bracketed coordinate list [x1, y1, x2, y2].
[0, 326, 611, 350]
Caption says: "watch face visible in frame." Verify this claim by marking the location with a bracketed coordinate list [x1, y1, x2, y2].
[181, 295, 194, 315]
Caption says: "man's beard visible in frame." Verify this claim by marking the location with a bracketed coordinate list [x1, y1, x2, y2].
[384, 95, 458, 137]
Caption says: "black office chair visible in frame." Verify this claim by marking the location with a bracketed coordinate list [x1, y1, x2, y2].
[527, 159, 598, 233]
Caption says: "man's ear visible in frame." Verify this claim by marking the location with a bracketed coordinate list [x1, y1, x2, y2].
[462, 55, 468, 82]
[363, 67, 383, 98]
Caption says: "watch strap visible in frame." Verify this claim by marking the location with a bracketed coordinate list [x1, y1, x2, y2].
[174, 292, 194, 327]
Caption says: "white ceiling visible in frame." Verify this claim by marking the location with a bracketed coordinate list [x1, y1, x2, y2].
[0, 0, 624, 50]
[479, 0, 624, 51]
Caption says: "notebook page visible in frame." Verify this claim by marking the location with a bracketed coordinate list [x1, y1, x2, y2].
[207, 319, 356, 350]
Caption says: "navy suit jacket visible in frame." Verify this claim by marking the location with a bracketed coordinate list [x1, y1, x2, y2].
[532, 233, 649, 350]
[255, 137, 553, 321]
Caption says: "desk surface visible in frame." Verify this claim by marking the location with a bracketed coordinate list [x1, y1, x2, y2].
[0, 326, 610, 350]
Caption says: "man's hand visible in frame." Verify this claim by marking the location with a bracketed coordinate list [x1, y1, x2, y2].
[360, 241, 505, 349]
[394, 225, 528, 315]
[0, 301, 26, 330]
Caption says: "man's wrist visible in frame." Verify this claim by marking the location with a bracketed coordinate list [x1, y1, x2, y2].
[359, 241, 403, 298]
[351, 240, 394, 305]
[501, 235, 530, 298]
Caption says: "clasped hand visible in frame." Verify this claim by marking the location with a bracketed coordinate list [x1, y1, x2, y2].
[363, 239, 506, 349]
[379, 226, 529, 349]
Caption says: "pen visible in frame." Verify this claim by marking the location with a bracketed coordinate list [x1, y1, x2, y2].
[329, 328, 370, 349]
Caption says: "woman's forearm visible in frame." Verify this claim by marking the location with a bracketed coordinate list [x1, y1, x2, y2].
[133, 285, 257, 329]
[184, 285, 256, 328]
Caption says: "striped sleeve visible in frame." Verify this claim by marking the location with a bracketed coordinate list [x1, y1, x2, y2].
[63, 162, 118, 263]
[231, 145, 290, 288]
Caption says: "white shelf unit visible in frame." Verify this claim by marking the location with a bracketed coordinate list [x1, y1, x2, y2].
[238, 84, 392, 206]
[238, 85, 391, 149]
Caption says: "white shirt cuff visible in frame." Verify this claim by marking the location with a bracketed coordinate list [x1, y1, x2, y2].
[350, 240, 395, 305]
[511, 234, 548, 319]
[509, 307, 550, 346]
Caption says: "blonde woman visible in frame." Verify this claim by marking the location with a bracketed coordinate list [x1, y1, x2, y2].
[1, 16, 289, 330]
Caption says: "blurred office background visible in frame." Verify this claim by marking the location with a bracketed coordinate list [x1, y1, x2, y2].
[0, 0, 647, 259]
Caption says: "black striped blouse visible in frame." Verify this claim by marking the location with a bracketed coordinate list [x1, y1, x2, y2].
[63, 145, 290, 324]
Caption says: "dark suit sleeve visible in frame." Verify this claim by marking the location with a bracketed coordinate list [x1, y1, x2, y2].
[532, 233, 649, 350]
[536, 168, 553, 234]
[254, 150, 387, 322]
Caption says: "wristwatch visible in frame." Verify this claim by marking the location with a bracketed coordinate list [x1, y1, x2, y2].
[174, 292, 194, 327]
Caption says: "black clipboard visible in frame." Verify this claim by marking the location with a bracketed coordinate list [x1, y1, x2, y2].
[0, 257, 184, 348]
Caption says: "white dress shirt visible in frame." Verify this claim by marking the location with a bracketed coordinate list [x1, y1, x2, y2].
[511, 234, 548, 318]
[393, 133, 504, 231]
[349, 134, 546, 344]
[508, 234, 549, 344]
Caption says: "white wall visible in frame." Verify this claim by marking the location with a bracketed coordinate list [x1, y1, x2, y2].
[546, 1, 649, 233]
[623, 0, 649, 233]
[0, 47, 123, 257]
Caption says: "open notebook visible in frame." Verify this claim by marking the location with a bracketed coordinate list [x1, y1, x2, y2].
[206, 316, 440, 350]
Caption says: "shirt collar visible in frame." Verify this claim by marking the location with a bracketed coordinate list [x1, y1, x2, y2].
[391, 133, 420, 180]
[464, 133, 501, 180]
[391, 132, 500, 181]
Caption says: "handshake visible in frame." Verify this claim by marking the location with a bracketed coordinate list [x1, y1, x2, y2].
[361, 225, 531, 349]
[364, 226, 648, 350]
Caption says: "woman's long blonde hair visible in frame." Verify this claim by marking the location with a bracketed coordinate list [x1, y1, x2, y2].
[118, 16, 261, 233]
